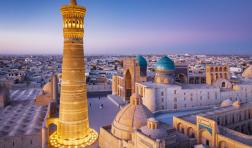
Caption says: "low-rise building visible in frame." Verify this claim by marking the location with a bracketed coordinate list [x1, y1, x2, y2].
[173, 100, 252, 148]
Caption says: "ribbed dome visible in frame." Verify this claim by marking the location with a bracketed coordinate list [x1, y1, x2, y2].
[242, 65, 252, 79]
[155, 56, 175, 71]
[111, 93, 153, 140]
[136, 55, 147, 68]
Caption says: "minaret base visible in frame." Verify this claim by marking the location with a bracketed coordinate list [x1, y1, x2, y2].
[49, 128, 98, 148]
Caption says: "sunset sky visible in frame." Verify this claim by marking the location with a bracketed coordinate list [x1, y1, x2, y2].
[0, 0, 251, 55]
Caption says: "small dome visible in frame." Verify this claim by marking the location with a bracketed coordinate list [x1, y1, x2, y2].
[233, 100, 241, 108]
[242, 65, 252, 79]
[220, 99, 233, 107]
[140, 118, 167, 139]
[136, 55, 147, 68]
[155, 56, 175, 71]
[111, 93, 153, 140]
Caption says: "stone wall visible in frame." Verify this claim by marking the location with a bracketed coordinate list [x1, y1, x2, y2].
[0, 132, 41, 148]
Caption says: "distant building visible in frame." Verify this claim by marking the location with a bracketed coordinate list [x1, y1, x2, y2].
[112, 55, 148, 102]
[112, 55, 252, 112]
[206, 65, 230, 85]
[6, 70, 26, 83]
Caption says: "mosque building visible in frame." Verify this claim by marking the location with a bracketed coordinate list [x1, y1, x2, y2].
[99, 93, 190, 148]
[112, 55, 252, 112]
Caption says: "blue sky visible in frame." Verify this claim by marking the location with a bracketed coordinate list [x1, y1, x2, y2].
[0, 0, 251, 55]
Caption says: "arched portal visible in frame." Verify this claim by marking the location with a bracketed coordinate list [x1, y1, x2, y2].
[199, 129, 212, 147]
[187, 127, 195, 138]
[48, 123, 57, 136]
[125, 70, 132, 101]
[177, 123, 184, 133]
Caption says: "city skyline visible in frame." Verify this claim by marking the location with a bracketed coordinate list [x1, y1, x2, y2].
[0, 0, 252, 55]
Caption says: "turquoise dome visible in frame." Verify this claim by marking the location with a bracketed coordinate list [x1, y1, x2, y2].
[155, 56, 175, 71]
[136, 55, 147, 67]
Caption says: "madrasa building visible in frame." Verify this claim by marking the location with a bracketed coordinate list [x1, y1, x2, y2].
[112, 55, 252, 112]
[173, 99, 252, 148]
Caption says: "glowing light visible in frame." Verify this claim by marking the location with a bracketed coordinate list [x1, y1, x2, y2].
[49, 129, 98, 147]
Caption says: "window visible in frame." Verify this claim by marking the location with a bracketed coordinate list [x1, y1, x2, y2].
[174, 104, 177, 109]
[174, 97, 177, 102]
[174, 90, 177, 94]
[217, 117, 220, 124]
[161, 91, 164, 96]
[161, 98, 164, 102]
[222, 82, 226, 88]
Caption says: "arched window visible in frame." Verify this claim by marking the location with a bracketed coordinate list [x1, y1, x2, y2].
[217, 117, 220, 124]
[216, 73, 219, 79]
[68, 20, 71, 28]
[222, 82, 226, 88]
[76, 20, 79, 28]
[64, 20, 68, 28]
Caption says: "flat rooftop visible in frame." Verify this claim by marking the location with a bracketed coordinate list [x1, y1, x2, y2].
[139, 81, 215, 90]
[0, 88, 48, 137]
[179, 102, 252, 124]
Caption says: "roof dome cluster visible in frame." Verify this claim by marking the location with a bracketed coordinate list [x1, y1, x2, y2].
[155, 56, 175, 71]
[111, 93, 153, 140]
[140, 118, 167, 139]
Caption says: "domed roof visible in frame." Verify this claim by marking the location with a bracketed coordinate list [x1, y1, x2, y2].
[136, 55, 147, 67]
[111, 93, 153, 140]
[155, 56, 175, 71]
[220, 99, 233, 107]
[140, 118, 167, 139]
[233, 100, 241, 108]
[242, 65, 252, 79]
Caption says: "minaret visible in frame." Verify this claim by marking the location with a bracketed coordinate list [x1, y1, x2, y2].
[48, 0, 98, 147]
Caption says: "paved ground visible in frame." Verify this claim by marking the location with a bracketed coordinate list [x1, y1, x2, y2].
[0, 88, 47, 137]
[88, 96, 120, 132]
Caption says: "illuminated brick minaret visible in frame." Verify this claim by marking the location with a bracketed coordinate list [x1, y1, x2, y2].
[48, 0, 98, 147]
